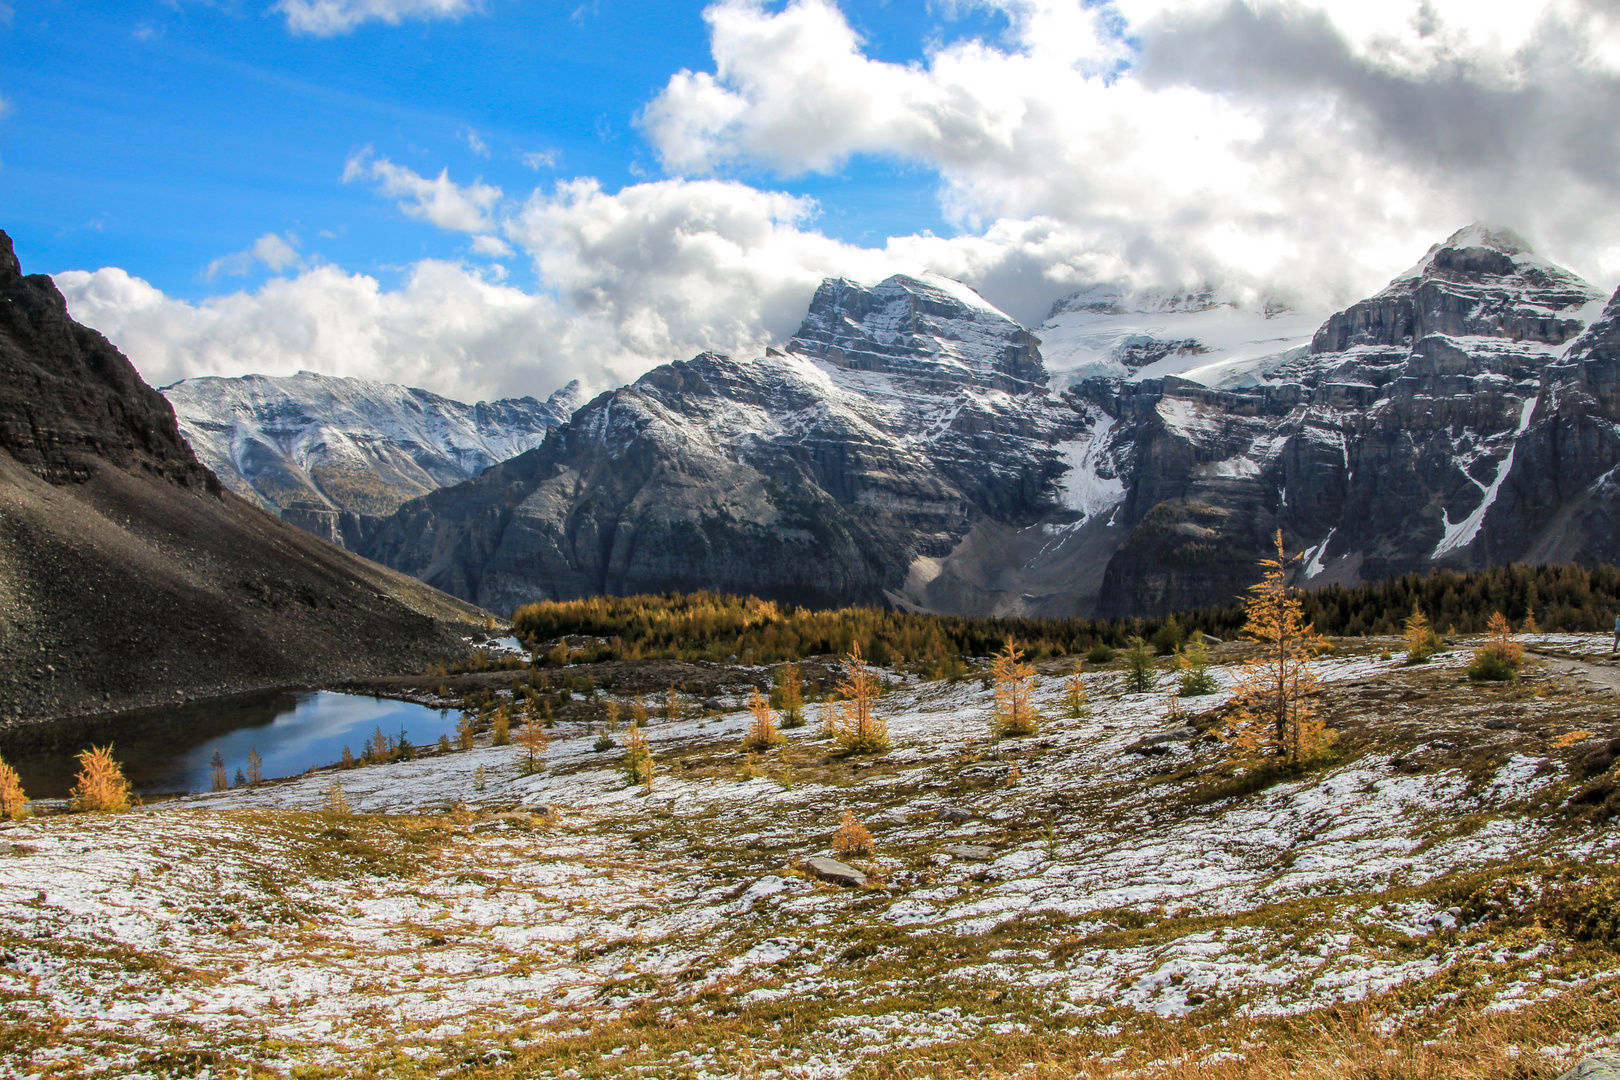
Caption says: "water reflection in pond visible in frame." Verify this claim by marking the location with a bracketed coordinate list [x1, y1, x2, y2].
[0, 691, 461, 799]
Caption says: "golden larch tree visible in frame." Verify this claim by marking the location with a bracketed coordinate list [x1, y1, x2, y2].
[664, 686, 682, 722]
[516, 707, 550, 775]
[1404, 606, 1439, 662]
[831, 809, 873, 857]
[622, 724, 654, 787]
[70, 745, 131, 813]
[0, 753, 27, 820]
[742, 688, 785, 751]
[774, 662, 806, 728]
[990, 637, 1040, 738]
[1221, 531, 1331, 763]
[828, 642, 889, 755]
[1062, 662, 1089, 718]
[245, 748, 263, 787]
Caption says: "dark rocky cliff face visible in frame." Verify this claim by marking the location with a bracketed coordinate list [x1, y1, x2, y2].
[0, 229, 486, 723]
[361, 274, 1097, 616]
[1091, 225, 1607, 617]
[0, 233, 213, 490]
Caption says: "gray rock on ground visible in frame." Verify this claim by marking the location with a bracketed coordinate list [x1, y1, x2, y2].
[942, 844, 994, 862]
[1556, 1052, 1620, 1080]
[805, 857, 867, 888]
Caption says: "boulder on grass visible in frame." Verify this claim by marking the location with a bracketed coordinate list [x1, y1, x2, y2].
[805, 856, 867, 888]
[1556, 1053, 1620, 1080]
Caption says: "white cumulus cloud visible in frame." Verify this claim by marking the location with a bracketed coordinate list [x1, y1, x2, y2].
[343, 149, 503, 233]
[642, 0, 1620, 304]
[56, 0, 1620, 406]
[203, 232, 304, 282]
[275, 0, 480, 36]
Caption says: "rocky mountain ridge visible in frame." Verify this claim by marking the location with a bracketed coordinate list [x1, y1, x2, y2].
[1085, 225, 1611, 616]
[359, 273, 1104, 616]
[163, 372, 581, 550]
[0, 229, 486, 723]
[347, 224, 1620, 620]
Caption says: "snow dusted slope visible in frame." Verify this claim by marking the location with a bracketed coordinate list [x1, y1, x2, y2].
[164, 372, 582, 550]
[1037, 285, 1326, 389]
[362, 274, 1112, 616]
[1085, 225, 1610, 616]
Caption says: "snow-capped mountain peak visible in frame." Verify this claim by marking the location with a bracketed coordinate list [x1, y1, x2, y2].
[164, 372, 576, 549]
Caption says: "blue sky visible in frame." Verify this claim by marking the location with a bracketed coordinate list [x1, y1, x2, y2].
[1, 0, 1007, 298]
[10, 0, 1620, 402]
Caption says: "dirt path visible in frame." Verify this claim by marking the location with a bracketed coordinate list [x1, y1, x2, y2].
[1531, 649, 1620, 693]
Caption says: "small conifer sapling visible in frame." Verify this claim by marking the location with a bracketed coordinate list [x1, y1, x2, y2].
[456, 713, 476, 751]
[774, 662, 806, 728]
[990, 637, 1040, 738]
[246, 748, 263, 787]
[1176, 639, 1220, 697]
[209, 751, 228, 793]
[831, 809, 873, 858]
[631, 696, 648, 728]
[1469, 611, 1524, 681]
[1220, 530, 1332, 764]
[741, 688, 785, 751]
[0, 754, 28, 820]
[70, 745, 131, 813]
[829, 642, 890, 755]
[622, 724, 654, 786]
[491, 707, 511, 747]
[1123, 636, 1158, 693]
[664, 686, 681, 722]
[516, 712, 550, 775]
[1063, 664, 1089, 718]
[322, 778, 349, 818]
[1404, 607, 1440, 663]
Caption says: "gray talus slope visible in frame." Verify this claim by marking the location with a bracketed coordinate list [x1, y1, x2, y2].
[163, 372, 580, 551]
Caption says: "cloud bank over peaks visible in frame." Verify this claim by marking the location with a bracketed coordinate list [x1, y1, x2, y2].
[275, 0, 481, 36]
[56, 174, 1146, 404]
[642, 0, 1620, 302]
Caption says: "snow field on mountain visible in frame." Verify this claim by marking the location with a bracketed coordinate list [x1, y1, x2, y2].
[4, 639, 1620, 1076]
[1037, 302, 1324, 389]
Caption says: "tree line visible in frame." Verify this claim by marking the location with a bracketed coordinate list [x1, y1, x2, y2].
[509, 563, 1620, 666]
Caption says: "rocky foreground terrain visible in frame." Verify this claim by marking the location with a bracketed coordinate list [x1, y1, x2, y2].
[0, 230, 489, 723]
[353, 225, 1620, 621]
[9, 636, 1620, 1077]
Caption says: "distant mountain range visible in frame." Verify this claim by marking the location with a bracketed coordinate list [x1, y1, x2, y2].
[163, 373, 582, 550]
[142, 224, 1620, 621]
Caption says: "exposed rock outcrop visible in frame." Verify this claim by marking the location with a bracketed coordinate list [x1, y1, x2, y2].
[0, 230, 487, 723]
[360, 274, 1100, 616]
[1091, 225, 1606, 617]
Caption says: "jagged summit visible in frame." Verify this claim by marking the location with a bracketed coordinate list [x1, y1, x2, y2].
[786, 272, 1046, 394]
[1312, 223, 1602, 356]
